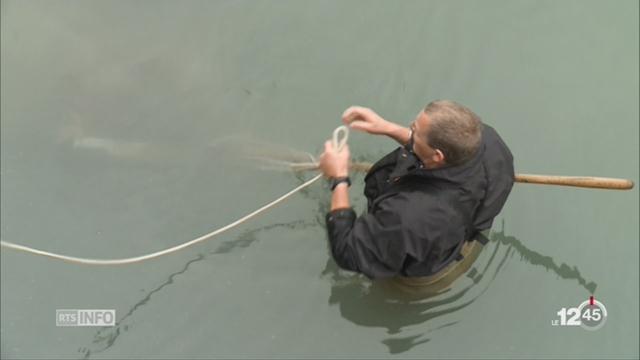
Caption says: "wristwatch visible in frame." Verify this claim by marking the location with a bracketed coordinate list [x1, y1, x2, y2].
[329, 176, 351, 191]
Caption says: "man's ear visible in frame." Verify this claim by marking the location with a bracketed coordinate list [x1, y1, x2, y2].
[434, 149, 446, 165]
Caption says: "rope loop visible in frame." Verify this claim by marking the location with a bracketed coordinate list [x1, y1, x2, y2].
[332, 125, 349, 152]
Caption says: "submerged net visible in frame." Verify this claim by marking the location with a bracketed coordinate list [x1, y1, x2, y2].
[207, 134, 372, 173]
[208, 135, 320, 172]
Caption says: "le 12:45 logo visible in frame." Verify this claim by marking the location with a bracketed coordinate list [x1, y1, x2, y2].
[552, 296, 607, 331]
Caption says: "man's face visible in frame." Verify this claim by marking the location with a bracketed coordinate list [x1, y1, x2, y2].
[409, 111, 445, 169]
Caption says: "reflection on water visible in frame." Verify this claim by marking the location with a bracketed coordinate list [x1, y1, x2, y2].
[321, 233, 504, 354]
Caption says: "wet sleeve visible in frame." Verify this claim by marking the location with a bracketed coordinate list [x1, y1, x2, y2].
[325, 203, 412, 279]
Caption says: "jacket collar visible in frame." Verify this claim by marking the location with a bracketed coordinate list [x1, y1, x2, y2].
[389, 137, 486, 186]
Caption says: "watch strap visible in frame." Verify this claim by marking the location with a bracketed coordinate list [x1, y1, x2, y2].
[330, 176, 351, 191]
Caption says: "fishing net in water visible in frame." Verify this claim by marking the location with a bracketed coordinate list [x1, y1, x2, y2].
[208, 134, 372, 174]
[208, 135, 320, 173]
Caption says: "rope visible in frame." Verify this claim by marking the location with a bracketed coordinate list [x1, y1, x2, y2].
[0, 126, 349, 265]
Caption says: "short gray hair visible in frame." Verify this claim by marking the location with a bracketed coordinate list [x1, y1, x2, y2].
[423, 100, 483, 166]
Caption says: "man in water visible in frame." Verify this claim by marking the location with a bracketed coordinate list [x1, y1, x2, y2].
[318, 100, 514, 280]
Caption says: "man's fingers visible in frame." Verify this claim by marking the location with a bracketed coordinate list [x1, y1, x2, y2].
[324, 140, 333, 152]
[341, 111, 357, 125]
[342, 106, 367, 124]
[341, 106, 358, 120]
[349, 120, 372, 133]
[340, 144, 350, 156]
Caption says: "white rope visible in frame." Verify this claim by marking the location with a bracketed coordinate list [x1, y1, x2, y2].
[0, 126, 349, 265]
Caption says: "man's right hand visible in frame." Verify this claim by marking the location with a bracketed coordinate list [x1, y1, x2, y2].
[342, 106, 411, 145]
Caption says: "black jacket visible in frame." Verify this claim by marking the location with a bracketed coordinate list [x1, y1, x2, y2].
[325, 124, 514, 279]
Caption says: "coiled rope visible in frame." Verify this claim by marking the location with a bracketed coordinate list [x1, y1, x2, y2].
[0, 126, 349, 265]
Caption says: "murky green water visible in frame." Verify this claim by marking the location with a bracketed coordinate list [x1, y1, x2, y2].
[1, 0, 638, 358]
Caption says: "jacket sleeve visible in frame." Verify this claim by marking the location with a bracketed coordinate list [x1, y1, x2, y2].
[325, 200, 415, 279]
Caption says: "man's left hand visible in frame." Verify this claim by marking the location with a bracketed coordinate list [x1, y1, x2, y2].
[318, 140, 350, 179]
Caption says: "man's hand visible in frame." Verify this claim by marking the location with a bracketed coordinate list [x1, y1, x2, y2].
[342, 106, 411, 145]
[319, 140, 350, 179]
[342, 106, 394, 135]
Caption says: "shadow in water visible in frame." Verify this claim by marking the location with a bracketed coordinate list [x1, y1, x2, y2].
[493, 223, 597, 294]
[77, 218, 315, 359]
[322, 220, 599, 354]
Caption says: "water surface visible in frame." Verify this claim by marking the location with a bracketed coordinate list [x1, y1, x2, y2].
[1, 0, 638, 358]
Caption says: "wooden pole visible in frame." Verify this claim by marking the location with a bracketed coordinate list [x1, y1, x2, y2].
[514, 174, 634, 190]
[289, 162, 634, 190]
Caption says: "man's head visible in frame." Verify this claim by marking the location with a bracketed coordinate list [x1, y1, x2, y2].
[409, 100, 482, 168]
